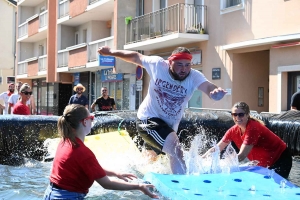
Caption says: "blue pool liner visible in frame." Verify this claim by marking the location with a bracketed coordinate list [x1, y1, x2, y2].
[143, 166, 300, 200]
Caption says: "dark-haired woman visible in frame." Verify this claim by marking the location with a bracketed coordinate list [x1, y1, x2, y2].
[203, 102, 292, 179]
[43, 104, 158, 199]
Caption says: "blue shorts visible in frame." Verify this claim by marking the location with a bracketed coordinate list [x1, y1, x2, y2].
[136, 118, 174, 154]
[43, 183, 86, 200]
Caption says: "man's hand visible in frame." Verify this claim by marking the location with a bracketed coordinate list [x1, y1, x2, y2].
[98, 46, 111, 56]
[210, 87, 227, 101]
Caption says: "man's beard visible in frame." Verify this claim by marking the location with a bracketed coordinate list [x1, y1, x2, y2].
[9, 89, 14, 93]
[169, 68, 190, 81]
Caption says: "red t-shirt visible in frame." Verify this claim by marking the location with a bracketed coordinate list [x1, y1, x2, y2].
[222, 119, 286, 167]
[13, 101, 30, 115]
[50, 138, 106, 194]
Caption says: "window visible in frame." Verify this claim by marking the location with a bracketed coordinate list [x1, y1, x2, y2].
[225, 0, 241, 8]
[39, 45, 44, 56]
[75, 32, 79, 45]
[6, 76, 15, 84]
[220, 0, 244, 14]
[160, 0, 166, 9]
[83, 29, 87, 43]
[136, 0, 144, 16]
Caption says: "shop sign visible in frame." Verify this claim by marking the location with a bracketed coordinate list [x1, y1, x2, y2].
[99, 55, 115, 66]
[136, 80, 143, 91]
[212, 68, 221, 80]
[101, 68, 123, 82]
[74, 72, 80, 85]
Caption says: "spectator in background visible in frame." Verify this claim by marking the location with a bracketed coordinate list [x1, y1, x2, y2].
[8, 81, 30, 114]
[291, 91, 300, 110]
[0, 83, 15, 115]
[91, 87, 116, 112]
[13, 83, 32, 115]
[68, 83, 88, 109]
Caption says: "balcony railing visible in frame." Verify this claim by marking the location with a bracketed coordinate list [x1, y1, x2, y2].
[18, 21, 28, 38]
[38, 55, 47, 71]
[39, 10, 48, 28]
[59, 0, 69, 18]
[88, 36, 114, 62]
[57, 49, 69, 68]
[17, 61, 28, 75]
[125, 3, 207, 44]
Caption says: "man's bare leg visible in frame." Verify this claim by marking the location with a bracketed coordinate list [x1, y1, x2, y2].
[162, 132, 186, 174]
[142, 149, 158, 162]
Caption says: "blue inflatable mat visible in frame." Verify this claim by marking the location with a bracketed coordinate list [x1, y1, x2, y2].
[143, 166, 300, 200]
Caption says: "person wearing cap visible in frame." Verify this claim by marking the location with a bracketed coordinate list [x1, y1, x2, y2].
[98, 46, 227, 174]
[0, 83, 15, 114]
[291, 91, 300, 110]
[68, 83, 88, 109]
[91, 87, 116, 112]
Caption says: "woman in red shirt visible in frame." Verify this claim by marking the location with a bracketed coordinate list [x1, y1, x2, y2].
[43, 104, 158, 200]
[203, 102, 292, 179]
[13, 83, 31, 115]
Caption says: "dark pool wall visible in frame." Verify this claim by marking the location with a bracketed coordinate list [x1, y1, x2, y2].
[1, 110, 299, 165]
[0, 115, 59, 165]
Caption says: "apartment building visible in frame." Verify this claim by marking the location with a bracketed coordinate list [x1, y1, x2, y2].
[16, 0, 300, 115]
[124, 0, 300, 113]
[0, 0, 16, 93]
[16, 0, 138, 115]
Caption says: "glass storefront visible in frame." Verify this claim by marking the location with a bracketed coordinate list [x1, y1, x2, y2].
[95, 70, 130, 110]
[32, 79, 55, 115]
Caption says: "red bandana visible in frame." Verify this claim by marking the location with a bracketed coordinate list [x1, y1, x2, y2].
[168, 53, 192, 61]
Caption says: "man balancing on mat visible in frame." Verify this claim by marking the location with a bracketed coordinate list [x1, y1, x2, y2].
[98, 46, 227, 174]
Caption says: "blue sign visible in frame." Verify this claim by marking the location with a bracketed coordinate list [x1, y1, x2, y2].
[74, 72, 80, 85]
[100, 68, 123, 82]
[99, 55, 115, 66]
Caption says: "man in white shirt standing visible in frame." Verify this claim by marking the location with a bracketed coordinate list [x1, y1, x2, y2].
[98, 46, 227, 174]
[0, 83, 15, 114]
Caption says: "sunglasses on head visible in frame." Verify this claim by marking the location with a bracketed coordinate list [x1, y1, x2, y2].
[231, 113, 245, 117]
[81, 115, 94, 122]
[21, 91, 32, 95]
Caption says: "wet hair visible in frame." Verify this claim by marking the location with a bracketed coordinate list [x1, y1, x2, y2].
[58, 104, 89, 146]
[19, 83, 31, 93]
[171, 47, 191, 55]
[232, 101, 264, 125]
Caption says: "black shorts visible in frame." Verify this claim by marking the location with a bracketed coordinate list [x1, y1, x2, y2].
[269, 147, 292, 179]
[136, 118, 174, 154]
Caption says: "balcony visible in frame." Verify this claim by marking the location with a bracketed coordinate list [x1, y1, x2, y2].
[57, 36, 114, 71]
[17, 60, 28, 76]
[38, 55, 47, 72]
[58, 0, 114, 26]
[17, 12, 48, 42]
[124, 3, 208, 51]
[87, 36, 114, 68]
